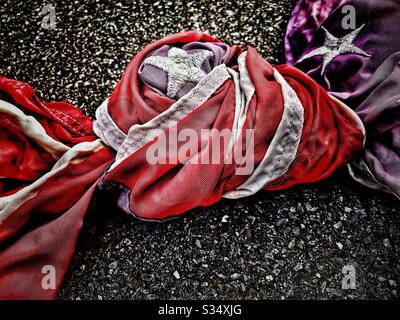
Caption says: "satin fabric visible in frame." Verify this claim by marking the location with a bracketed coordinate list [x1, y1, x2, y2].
[139, 42, 231, 99]
[0, 31, 364, 299]
[100, 31, 364, 219]
[284, 0, 400, 198]
[0, 77, 115, 299]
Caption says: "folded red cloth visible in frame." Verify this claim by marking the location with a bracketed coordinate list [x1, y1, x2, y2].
[0, 32, 364, 299]
[99, 31, 365, 219]
[0, 78, 114, 299]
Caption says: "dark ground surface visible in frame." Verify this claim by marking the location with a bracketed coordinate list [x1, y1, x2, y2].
[1, 0, 399, 300]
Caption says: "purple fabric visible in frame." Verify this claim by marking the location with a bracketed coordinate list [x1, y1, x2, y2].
[284, 0, 400, 198]
[138, 42, 230, 99]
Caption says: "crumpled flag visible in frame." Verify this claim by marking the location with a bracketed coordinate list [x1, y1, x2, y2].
[284, 0, 400, 198]
[0, 31, 364, 299]
[0, 77, 115, 299]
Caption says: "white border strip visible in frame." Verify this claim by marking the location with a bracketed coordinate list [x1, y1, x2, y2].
[110, 64, 231, 170]
[0, 140, 103, 223]
[224, 68, 304, 199]
[225, 52, 256, 156]
[0, 99, 70, 159]
[93, 98, 127, 151]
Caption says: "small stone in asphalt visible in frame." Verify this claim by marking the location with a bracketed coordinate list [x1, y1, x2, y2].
[294, 263, 303, 272]
[231, 273, 241, 280]
[334, 221, 342, 229]
[265, 275, 273, 281]
[221, 215, 229, 223]
[195, 239, 202, 249]
[292, 227, 301, 236]
[336, 242, 343, 250]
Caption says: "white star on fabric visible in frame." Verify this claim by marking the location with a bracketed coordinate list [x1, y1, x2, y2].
[143, 47, 214, 98]
[299, 24, 371, 75]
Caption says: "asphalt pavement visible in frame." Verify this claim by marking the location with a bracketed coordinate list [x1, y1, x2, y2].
[1, 0, 399, 299]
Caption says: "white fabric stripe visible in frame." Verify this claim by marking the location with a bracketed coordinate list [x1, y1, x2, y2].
[0, 99, 70, 159]
[225, 68, 243, 159]
[0, 140, 104, 223]
[223, 68, 304, 199]
[93, 98, 127, 151]
[225, 51, 255, 162]
[110, 64, 231, 170]
[237, 52, 255, 134]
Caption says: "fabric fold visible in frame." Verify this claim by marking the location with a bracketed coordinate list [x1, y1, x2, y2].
[98, 32, 365, 219]
[0, 77, 114, 299]
[0, 31, 365, 299]
[284, 0, 400, 198]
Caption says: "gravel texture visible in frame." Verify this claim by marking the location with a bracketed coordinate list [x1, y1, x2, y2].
[1, 0, 400, 300]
